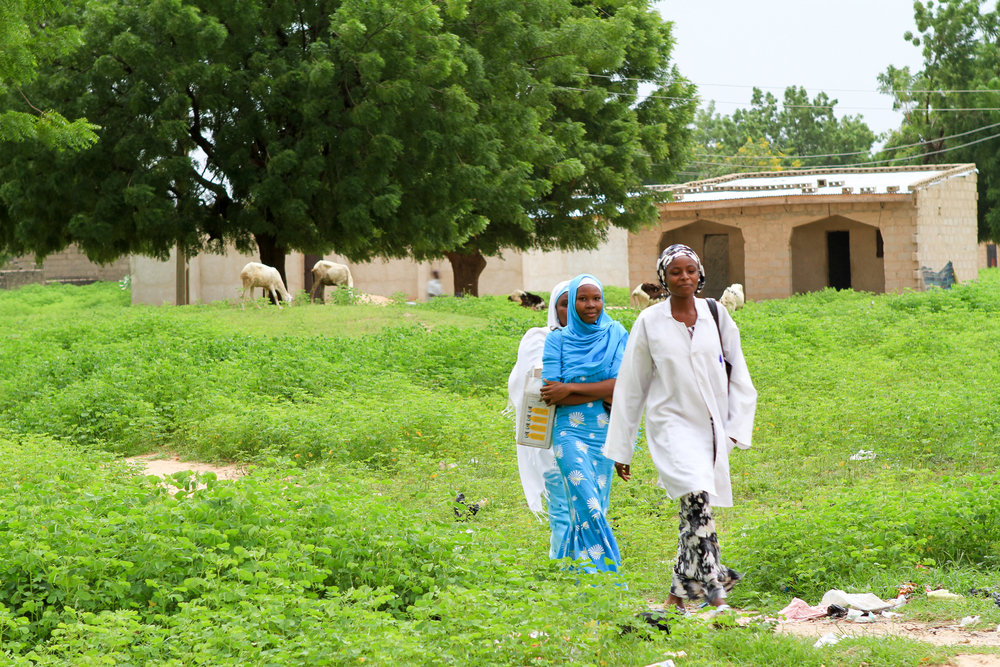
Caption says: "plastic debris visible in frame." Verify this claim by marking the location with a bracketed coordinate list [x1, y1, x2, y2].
[846, 609, 875, 623]
[969, 587, 1000, 609]
[813, 632, 841, 648]
[820, 589, 894, 612]
[927, 589, 963, 601]
[777, 597, 828, 621]
[881, 611, 902, 619]
[452, 493, 488, 520]
[959, 615, 980, 627]
[703, 604, 733, 620]
[827, 604, 847, 618]
[849, 449, 876, 461]
[643, 661, 675, 667]
[888, 594, 909, 608]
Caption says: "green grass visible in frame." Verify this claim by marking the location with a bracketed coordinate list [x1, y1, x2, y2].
[1, 276, 999, 665]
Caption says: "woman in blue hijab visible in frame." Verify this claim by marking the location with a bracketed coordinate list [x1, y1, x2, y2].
[540, 274, 628, 572]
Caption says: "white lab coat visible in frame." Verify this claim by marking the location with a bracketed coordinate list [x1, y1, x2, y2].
[603, 298, 756, 507]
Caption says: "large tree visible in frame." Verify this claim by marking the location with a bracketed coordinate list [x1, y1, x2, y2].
[1, 0, 491, 276]
[878, 0, 1000, 240]
[0, 0, 98, 149]
[440, 0, 696, 294]
[0, 0, 695, 293]
[688, 87, 876, 181]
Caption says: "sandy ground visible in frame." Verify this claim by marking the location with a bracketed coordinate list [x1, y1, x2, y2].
[638, 602, 1000, 666]
[770, 615, 1000, 649]
[127, 453, 246, 482]
[353, 292, 391, 305]
[756, 611, 1000, 666]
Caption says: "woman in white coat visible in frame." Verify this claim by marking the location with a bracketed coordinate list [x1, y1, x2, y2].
[508, 280, 571, 557]
[604, 244, 757, 613]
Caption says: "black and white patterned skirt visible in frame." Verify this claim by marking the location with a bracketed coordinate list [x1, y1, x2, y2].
[669, 491, 742, 603]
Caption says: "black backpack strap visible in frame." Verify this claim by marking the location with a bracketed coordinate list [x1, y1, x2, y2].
[706, 298, 732, 380]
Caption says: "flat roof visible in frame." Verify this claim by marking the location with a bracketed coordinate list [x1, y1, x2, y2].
[648, 164, 977, 204]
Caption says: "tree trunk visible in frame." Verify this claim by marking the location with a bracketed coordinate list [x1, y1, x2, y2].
[445, 250, 487, 297]
[254, 232, 288, 304]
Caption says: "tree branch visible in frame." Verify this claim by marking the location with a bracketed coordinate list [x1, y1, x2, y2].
[16, 88, 45, 115]
[186, 86, 216, 162]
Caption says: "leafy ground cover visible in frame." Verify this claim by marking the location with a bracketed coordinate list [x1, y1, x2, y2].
[1, 277, 1000, 665]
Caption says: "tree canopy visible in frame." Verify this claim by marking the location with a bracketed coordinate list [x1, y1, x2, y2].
[879, 0, 1000, 241]
[0, 0, 696, 294]
[687, 87, 876, 181]
[0, 0, 98, 150]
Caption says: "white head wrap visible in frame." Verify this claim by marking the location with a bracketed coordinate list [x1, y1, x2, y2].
[546, 280, 571, 329]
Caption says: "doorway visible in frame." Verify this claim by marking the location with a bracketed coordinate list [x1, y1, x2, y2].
[702, 234, 730, 298]
[827, 231, 851, 290]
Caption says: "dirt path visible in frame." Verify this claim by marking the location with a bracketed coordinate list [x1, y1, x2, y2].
[127, 453, 246, 482]
[771, 615, 1000, 649]
[760, 612, 1000, 665]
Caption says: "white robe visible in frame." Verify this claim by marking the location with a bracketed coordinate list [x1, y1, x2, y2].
[603, 298, 757, 507]
[507, 326, 559, 516]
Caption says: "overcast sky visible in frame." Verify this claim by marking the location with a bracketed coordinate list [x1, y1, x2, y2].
[654, 1, 927, 137]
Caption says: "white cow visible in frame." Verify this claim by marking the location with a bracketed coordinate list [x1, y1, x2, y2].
[310, 260, 355, 303]
[240, 262, 292, 309]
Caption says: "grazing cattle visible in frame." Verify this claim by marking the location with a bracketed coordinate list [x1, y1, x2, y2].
[310, 260, 354, 303]
[719, 283, 745, 314]
[240, 262, 293, 309]
[630, 282, 668, 309]
[508, 289, 545, 311]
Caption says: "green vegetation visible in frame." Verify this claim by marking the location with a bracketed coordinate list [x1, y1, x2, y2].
[880, 0, 1000, 241]
[1, 276, 1000, 664]
[0, 0, 695, 296]
[688, 87, 876, 181]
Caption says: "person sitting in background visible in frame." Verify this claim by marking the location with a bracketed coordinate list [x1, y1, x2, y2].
[426, 270, 443, 299]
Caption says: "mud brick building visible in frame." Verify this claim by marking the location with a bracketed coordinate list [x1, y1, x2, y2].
[634, 164, 980, 300]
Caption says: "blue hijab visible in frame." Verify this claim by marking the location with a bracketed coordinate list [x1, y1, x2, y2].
[559, 274, 628, 380]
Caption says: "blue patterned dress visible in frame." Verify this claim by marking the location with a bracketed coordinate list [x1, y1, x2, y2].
[548, 363, 619, 571]
[541, 277, 626, 573]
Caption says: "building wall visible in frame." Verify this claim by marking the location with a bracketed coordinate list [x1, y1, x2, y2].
[5, 245, 130, 283]
[978, 241, 997, 269]
[0, 269, 44, 290]
[790, 216, 885, 294]
[631, 197, 927, 301]
[130, 250, 184, 306]
[130, 228, 631, 306]
[914, 171, 979, 284]
[518, 227, 630, 293]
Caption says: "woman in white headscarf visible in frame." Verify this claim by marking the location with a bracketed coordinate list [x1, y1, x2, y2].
[508, 280, 571, 557]
[605, 244, 756, 613]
